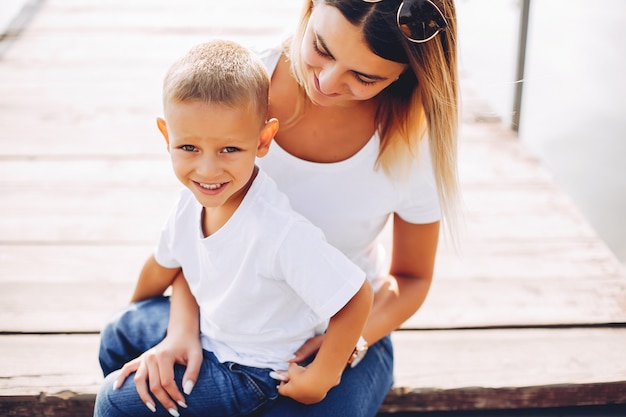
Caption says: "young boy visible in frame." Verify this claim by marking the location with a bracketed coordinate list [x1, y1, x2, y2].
[94, 40, 373, 417]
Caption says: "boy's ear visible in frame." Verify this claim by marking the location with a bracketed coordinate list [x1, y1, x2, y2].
[156, 117, 170, 150]
[256, 118, 279, 158]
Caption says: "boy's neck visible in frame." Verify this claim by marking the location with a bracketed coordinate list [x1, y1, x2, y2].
[201, 166, 259, 237]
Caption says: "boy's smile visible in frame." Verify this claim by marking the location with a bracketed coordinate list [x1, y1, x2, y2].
[157, 100, 277, 229]
[198, 182, 226, 191]
[195, 180, 230, 196]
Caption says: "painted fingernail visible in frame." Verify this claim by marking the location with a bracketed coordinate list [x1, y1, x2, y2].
[183, 380, 194, 395]
[269, 371, 287, 381]
[112, 379, 119, 391]
[168, 408, 180, 417]
[145, 402, 156, 413]
[177, 400, 188, 409]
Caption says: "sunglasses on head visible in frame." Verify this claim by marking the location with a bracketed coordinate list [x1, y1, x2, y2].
[362, 0, 448, 43]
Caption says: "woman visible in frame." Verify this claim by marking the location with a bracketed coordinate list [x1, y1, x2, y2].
[97, 0, 459, 415]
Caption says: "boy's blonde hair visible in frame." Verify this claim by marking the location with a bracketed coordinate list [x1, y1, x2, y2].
[163, 40, 270, 122]
[286, 0, 460, 232]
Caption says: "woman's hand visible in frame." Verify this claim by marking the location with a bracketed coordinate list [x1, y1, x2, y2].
[115, 273, 202, 414]
[114, 331, 203, 414]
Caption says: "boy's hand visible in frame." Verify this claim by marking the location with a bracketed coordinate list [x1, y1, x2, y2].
[276, 362, 341, 405]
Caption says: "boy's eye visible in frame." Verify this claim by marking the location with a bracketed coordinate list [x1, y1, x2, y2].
[221, 146, 240, 153]
[180, 144, 197, 152]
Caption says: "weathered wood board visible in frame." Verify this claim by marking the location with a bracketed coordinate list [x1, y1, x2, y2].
[1, 0, 625, 415]
[2, 329, 626, 413]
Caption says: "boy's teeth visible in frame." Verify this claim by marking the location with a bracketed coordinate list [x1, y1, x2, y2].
[200, 183, 222, 190]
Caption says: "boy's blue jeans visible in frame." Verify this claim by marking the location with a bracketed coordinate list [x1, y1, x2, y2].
[96, 296, 394, 417]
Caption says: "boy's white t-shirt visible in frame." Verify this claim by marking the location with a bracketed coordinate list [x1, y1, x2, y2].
[256, 47, 441, 291]
[154, 169, 365, 371]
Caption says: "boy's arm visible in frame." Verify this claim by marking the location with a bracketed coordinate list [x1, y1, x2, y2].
[278, 279, 373, 404]
[130, 254, 180, 302]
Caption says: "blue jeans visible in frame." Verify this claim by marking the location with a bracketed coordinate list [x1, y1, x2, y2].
[97, 296, 394, 417]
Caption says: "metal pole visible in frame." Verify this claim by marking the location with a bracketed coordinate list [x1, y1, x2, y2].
[512, 0, 531, 132]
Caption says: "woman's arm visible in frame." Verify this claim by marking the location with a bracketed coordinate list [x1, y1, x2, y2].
[364, 215, 439, 344]
[115, 272, 203, 414]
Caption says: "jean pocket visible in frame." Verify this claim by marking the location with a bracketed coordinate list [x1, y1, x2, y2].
[226, 362, 279, 415]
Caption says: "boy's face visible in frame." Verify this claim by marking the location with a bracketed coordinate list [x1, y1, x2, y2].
[157, 100, 278, 211]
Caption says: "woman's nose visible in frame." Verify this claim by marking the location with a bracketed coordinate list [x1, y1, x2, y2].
[317, 65, 343, 95]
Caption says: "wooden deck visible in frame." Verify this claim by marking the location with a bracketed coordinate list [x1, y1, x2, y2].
[1, 1, 626, 416]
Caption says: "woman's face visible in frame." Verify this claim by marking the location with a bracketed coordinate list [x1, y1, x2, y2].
[300, 2, 407, 107]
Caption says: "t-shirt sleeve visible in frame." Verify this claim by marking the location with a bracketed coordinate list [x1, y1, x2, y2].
[273, 219, 366, 320]
[396, 138, 442, 224]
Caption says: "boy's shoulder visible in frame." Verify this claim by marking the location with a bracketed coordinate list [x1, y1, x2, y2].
[175, 188, 199, 210]
[247, 169, 298, 217]
[246, 169, 319, 233]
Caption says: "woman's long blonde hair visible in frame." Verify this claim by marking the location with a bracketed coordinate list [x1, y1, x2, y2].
[285, 0, 460, 231]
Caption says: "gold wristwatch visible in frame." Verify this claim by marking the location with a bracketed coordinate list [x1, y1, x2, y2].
[347, 336, 368, 368]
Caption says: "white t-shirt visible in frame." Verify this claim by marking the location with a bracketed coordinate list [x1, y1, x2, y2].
[257, 47, 441, 291]
[154, 170, 365, 370]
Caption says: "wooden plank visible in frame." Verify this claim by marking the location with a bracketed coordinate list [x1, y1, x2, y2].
[458, 125, 555, 185]
[384, 329, 626, 411]
[2, 329, 626, 413]
[0, 335, 102, 396]
[2, 384, 625, 417]
[433, 239, 625, 282]
[0, 157, 176, 186]
[25, 0, 300, 35]
[0, 0, 300, 158]
[381, 382, 626, 413]
[0, 184, 600, 242]
[3, 329, 625, 394]
[0, 282, 135, 333]
[0, 394, 96, 417]
[6, 389, 625, 417]
[391, 329, 626, 389]
[0, 245, 152, 284]
[1, 0, 625, 414]
[2, 239, 625, 332]
[404, 277, 626, 329]
[438, 237, 625, 278]
[2, 276, 625, 333]
[0, 131, 549, 184]
[0, 186, 178, 243]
